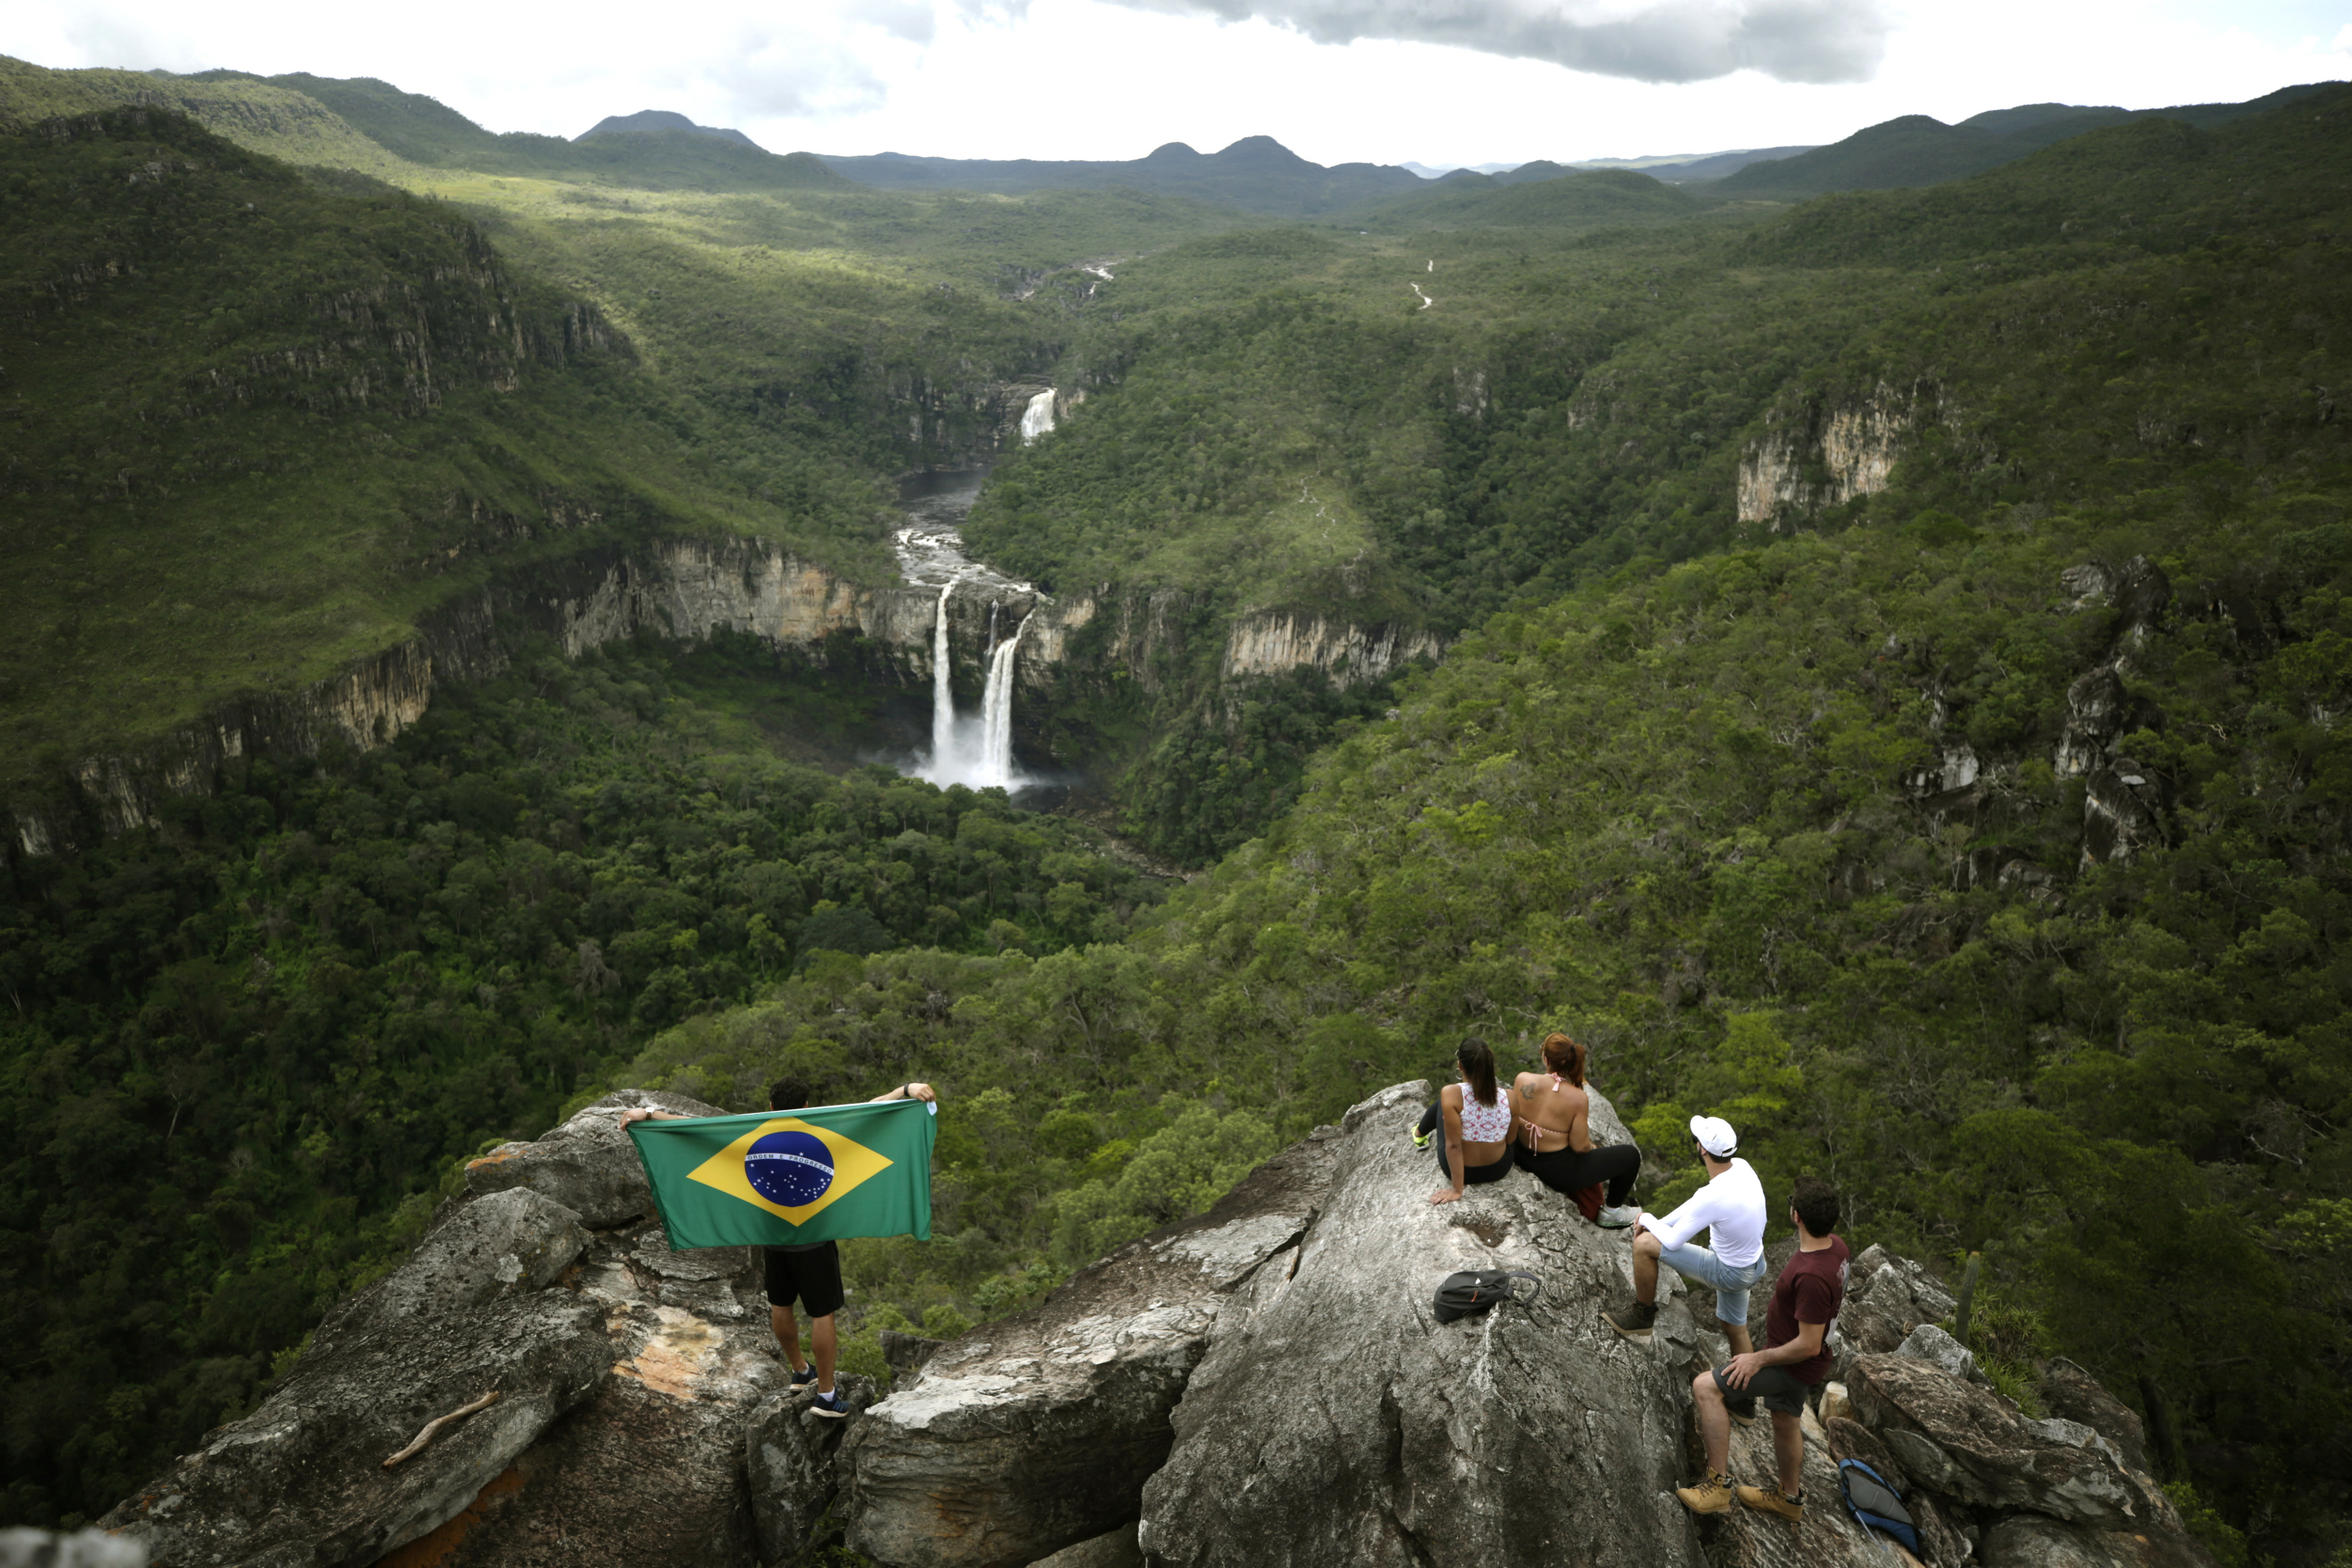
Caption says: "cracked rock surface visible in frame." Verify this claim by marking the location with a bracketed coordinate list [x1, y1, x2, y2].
[840, 1128, 1339, 1568]
[1133, 1080, 1894, 1568]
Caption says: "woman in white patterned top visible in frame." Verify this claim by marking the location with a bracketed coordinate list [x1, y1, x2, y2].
[1419, 1037, 1518, 1204]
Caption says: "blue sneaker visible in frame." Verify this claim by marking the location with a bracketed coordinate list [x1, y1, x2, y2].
[788, 1366, 818, 1392]
[811, 1388, 850, 1419]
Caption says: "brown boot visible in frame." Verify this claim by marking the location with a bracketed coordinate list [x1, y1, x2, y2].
[1676, 1471, 1736, 1514]
[1603, 1298, 1658, 1341]
[1736, 1483, 1804, 1522]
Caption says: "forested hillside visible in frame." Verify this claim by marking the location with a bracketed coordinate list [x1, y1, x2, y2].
[3, 55, 2349, 1565]
[628, 88, 2351, 1561]
[0, 637, 1157, 1526]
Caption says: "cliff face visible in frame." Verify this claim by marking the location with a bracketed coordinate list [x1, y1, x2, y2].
[9, 533, 1431, 857]
[1736, 382, 1933, 528]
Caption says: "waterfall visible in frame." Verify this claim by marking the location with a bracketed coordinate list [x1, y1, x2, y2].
[930, 583, 954, 764]
[1019, 389, 1057, 445]
[978, 617, 1027, 787]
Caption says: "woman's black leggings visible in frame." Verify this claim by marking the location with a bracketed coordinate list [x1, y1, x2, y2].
[1420, 1104, 1511, 1186]
[1514, 1141, 1641, 1206]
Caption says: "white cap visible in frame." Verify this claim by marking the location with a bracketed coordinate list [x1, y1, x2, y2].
[1690, 1115, 1738, 1158]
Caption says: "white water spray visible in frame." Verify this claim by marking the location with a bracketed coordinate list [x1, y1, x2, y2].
[1020, 389, 1057, 444]
[977, 618, 1026, 788]
[929, 583, 954, 764]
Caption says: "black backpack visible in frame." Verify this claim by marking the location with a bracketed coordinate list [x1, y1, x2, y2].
[1837, 1458, 1922, 1555]
[1432, 1269, 1541, 1324]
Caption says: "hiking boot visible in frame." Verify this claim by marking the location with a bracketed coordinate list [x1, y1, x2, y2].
[1675, 1471, 1735, 1514]
[811, 1388, 850, 1419]
[1737, 1484, 1803, 1522]
[1603, 1299, 1657, 1340]
[1725, 1393, 1758, 1426]
[1595, 1204, 1639, 1229]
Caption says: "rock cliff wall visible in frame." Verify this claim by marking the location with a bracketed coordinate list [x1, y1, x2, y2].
[1736, 382, 1926, 528]
[9, 532, 1430, 857]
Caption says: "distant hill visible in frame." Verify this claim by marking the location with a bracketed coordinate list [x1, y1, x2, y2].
[1343, 165, 1701, 230]
[815, 135, 1424, 217]
[1719, 82, 2336, 196]
[578, 109, 759, 148]
[0, 60, 849, 194]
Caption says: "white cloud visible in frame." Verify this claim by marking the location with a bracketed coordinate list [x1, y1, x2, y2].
[1104, 0, 1890, 84]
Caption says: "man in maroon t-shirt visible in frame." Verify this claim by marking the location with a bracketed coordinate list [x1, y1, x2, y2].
[1674, 1175, 1850, 1522]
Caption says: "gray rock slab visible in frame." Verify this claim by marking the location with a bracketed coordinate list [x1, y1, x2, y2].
[1030, 1523, 1143, 1568]
[409, 1293, 791, 1568]
[1136, 1079, 1836, 1568]
[2036, 1359, 2151, 1475]
[1980, 1512, 2215, 1568]
[465, 1089, 722, 1226]
[101, 1293, 610, 1568]
[839, 1125, 1340, 1568]
[746, 1374, 880, 1565]
[320, 1188, 588, 1344]
[1848, 1355, 2179, 1533]
[1898, 1322, 1978, 1382]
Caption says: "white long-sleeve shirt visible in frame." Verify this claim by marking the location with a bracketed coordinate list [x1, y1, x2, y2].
[1637, 1157, 1766, 1268]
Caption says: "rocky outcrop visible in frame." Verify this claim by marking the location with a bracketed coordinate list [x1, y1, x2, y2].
[1219, 613, 1445, 688]
[96, 1079, 2217, 1568]
[464, 1087, 714, 1225]
[1737, 384, 1920, 527]
[1128, 1081, 1897, 1568]
[1847, 1354, 2180, 1532]
[101, 1088, 791, 1568]
[839, 1131, 1341, 1567]
[100, 1292, 612, 1567]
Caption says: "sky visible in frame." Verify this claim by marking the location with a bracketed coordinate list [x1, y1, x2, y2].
[10, 0, 2350, 169]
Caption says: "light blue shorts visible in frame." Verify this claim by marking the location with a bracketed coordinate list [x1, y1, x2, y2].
[1659, 1242, 1770, 1327]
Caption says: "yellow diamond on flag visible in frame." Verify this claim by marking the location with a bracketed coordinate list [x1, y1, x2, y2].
[686, 1117, 895, 1224]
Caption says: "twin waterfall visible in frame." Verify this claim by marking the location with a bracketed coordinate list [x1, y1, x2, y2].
[916, 583, 1028, 791]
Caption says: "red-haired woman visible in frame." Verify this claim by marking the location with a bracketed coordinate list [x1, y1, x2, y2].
[1513, 1033, 1641, 1226]
[1417, 1037, 1517, 1204]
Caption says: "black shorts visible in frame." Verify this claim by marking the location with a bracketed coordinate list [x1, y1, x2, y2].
[1713, 1362, 1815, 1417]
[764, 1242, 844, 1320]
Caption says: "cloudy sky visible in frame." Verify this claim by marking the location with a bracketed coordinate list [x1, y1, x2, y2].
[11, 0, 2350, 169]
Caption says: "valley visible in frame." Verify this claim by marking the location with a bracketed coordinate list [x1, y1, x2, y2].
[0, 48, 2348, 1567]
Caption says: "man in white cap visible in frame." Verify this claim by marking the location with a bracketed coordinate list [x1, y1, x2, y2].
[1602, 1114, 1768, 1354]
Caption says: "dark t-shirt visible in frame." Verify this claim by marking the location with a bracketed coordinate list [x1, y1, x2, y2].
[1764, 1234, 1850, 1384]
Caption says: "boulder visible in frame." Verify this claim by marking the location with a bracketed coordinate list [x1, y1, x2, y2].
[746, 1374, 881, 1564]
[1897, 1323, 1978, 1382]
[838, 1122, 1340, 1568]
[1834, 1248, 1954, 1378]
[322, 1188, 589, 1340]
[1031, 1524, 1144, 1568]
[1133, 1082, 1889, 1568]
[102, 1293, 611, 1568]
[465, 1089, 721, 1226]
[374, 1218, 787, 1568]
[1979, 1512, 2214, 1568]
[2037, 1359, 2151, 1474]
[1847, 1354, 2172, 1531]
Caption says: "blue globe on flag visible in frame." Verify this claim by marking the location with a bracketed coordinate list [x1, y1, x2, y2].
[746, 1130, 835, 1207]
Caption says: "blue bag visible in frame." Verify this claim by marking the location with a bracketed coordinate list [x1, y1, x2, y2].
[1837, 1458, 1922, 1555]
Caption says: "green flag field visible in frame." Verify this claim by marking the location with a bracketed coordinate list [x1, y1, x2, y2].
[627, 1099, 938, 1250]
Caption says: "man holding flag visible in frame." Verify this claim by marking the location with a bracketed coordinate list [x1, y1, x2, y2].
[620, 1077, 938, 1419]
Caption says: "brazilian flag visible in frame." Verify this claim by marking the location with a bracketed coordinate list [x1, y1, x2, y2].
[626, 1100, 938, 1250]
